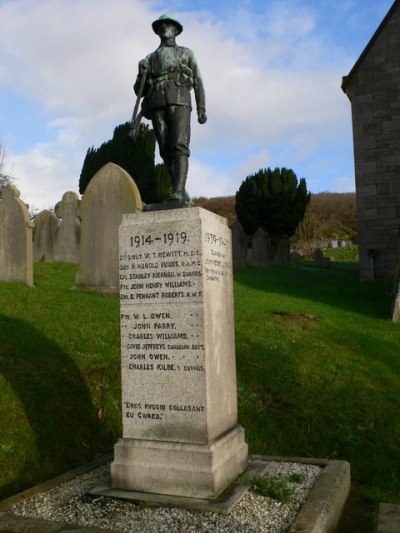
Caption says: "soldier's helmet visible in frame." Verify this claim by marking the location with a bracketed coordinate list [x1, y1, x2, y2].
[152, 14, 183, 36]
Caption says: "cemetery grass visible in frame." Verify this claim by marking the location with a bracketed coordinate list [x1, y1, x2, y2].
[322, 244, 359, 262]
[234, 260, 400, 511]
[0, 261, 399, 515]
[0, 262, 121, 500]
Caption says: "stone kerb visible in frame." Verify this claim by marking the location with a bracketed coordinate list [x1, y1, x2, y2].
[75, 163, 143, 293]
[0, 185, 34, 286]
[54, 192, 81, 264]
[112, 207, 248, 499]
[252, 228, 271, 267]
[33, 210, 58, 261]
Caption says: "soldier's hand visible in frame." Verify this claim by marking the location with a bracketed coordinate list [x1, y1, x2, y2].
[139, 59, 149, 75]
[197, 109, 207, 124]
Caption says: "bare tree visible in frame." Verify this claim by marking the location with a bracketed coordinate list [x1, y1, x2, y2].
[0, 143, 14, 191]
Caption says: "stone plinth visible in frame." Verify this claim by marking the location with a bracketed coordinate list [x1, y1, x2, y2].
[111, 207, 248, 499]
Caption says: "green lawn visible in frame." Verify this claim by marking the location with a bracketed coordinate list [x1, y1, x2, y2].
[234, 262, 399, 507]
[0, 261, 399, 515]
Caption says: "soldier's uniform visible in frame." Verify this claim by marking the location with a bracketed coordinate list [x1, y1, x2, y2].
[134, 15, 206, 203]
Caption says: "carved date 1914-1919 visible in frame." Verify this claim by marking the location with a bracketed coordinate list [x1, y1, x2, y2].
[130, 232, 188, 247]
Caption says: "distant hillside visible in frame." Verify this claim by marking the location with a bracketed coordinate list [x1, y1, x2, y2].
[192, 196, 236, 226]
[295, 192, 357, 242]
[193, 192, 357, 240]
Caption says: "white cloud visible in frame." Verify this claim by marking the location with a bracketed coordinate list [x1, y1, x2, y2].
[8, 131, 83, 212]
[0, 0, 354, 210]
[333, 176, 355, 193]
[187, 158, 232, 199]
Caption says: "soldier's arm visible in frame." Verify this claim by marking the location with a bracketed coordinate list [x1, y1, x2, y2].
[134, 58, 150, 95]
[188, 50, 207, 124]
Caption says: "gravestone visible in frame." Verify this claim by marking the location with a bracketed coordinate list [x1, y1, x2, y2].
[314, 248, 331, 269]
[393, 283, 400, 322]
[0, 185, 34, 286]
[231, 220, 248, 269]
[320, 257, 331, 269]
[275, 237, 290, 266]
[252, 228, 271, 267]
[75, 163, 142, 293]
[54, 191, 81, 263]
[33, 210, 58, 261]
[313, 248, 324, 264]
[111, 207, 248, 499]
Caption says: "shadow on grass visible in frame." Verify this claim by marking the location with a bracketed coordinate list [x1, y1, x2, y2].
[236, 329, 400, 503]
[234, 263, 393, 320]
[0, 314, 112, 499]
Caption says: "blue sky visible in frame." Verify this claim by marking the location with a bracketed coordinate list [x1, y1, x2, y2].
[0, 0, 395, 211]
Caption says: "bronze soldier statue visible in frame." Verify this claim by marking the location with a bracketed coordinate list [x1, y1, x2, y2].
[133, 14, 207, 206]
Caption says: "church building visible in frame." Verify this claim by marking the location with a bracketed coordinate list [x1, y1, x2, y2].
[342, 0, 400, 280]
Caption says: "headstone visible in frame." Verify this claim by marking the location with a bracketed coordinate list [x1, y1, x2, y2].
[247, 247, 252, 264]
[393, 283, 400, 322]
[313, 248, 330, 269]
[54, 191, 81, 263]
[231, 220, 248, 268]
[252, 228, 271, 267]
[320, 257, 331, 269]
[290, 252, 302, 262]
[0, 185, 34, 286]
[275, 237, 290, 266]
[112, 207, 248, 499]
[75, 163, 142, 293]
[33, 210, 58, 261]
[313, 248, 324, 264]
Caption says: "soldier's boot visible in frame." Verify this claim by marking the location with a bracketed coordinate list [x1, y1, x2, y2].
[170, 155, 188, 204]
[167, 160, 176, 184]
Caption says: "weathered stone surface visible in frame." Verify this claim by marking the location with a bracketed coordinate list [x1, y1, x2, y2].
[112, 426, 247, 499]
[231, 220, 248, 269]
[75, 163, 142, 293]
[252, 228, 271, 267]
[0, 185, 33, 286]
[33, 210, 58, 261]
[112, 207, 248, 498]
[289, 461, 350, 533]
[376, 503, 400, 533]
[54, 192, 81, 264]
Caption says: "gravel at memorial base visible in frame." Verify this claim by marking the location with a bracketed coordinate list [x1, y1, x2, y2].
[10, 460, 322, 532]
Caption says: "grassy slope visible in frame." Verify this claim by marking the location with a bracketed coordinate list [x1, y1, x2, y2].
[0, 261, 399, 507]
[0, 263, 121, 498]
[235, 262, 400, 503]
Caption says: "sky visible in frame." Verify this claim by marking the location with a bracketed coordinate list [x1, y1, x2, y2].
[0, 0, 395, 211]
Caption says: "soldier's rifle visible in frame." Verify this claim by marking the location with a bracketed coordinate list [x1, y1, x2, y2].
[128, 70, 148, 142]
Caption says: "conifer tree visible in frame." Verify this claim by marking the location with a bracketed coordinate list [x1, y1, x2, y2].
[79, 123, 173, 204]
[235, 167, 311, 239]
